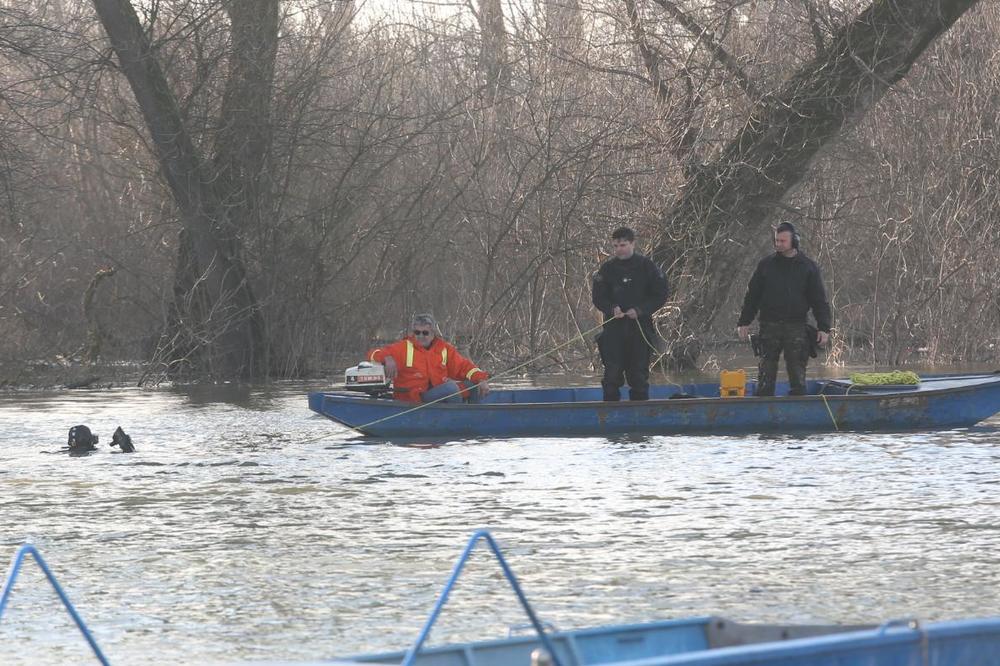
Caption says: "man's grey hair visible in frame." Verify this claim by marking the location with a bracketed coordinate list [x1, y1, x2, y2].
[410, 313, 438, 332]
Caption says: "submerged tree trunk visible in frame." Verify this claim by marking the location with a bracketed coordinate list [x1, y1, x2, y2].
[650, 0, 980, 367]
[90, 0, 266, 379]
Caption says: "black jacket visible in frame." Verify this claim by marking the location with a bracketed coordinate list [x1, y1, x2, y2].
[737, 252, 832, 332]
[592, 253, 669, 321]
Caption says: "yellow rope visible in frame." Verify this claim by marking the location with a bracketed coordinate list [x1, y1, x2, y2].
[634, 315, 663, 356]
[631, 317, 685, 392]
[819, 393, 840, 431]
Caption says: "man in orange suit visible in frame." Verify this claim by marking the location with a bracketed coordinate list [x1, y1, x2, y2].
[366, 314, 490, 403]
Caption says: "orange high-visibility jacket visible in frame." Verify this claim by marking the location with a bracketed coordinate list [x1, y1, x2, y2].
[366, 336, 488, 402]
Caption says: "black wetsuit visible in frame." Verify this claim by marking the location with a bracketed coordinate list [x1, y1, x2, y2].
[738, 252, 831, 396]
[592, 253, 670, 401]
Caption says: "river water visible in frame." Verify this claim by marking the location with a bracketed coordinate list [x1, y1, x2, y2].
[2, 377, 1000, 665]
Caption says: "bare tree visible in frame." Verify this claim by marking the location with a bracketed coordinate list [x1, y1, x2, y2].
[2, 0, 998, 383]
[646, 0, 981, 367]
[90, 0, 269, 378]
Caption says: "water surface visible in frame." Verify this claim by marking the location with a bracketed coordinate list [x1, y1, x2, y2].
[2, 380, 1000, 664]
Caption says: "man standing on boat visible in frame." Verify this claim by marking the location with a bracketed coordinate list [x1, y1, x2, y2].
[737, 222, 832, 396]
[366, 314, 490, 403]
[592, 227, 670, 401]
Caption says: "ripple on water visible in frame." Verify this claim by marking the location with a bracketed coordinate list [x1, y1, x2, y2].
[1, 387, 1000, 665]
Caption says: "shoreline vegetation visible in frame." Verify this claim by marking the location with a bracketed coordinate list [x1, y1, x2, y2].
[2, 2, 997, 382]
[3, 345, 992, 392]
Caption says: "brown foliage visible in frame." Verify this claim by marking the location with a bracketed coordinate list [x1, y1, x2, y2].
[0, 0, 996, 382]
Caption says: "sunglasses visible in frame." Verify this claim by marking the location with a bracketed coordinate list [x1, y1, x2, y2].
[412, 329, 433, 337]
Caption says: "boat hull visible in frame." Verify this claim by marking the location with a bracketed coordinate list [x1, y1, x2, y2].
[308, 373, 1000, 438]
[336, 616, 1000, 666]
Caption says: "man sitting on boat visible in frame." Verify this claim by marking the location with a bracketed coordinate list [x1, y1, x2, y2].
[366, 314, 490, 403]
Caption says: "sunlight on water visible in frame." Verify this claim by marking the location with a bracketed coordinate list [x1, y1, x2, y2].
[2, 380, 1000, 664]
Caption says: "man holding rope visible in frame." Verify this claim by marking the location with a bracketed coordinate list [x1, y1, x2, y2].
[592, 227, 670, 401]
[367, 314, 490, 403]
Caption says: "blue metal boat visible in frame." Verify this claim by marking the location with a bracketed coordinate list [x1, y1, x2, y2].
[329, 530, 1000, 666]
[308, 372, 1000, 438]
[337, 616, 1000, 666]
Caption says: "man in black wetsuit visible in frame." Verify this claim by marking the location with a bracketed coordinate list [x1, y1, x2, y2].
[592, 227, 670, 401]
[737, 222, 832, 396]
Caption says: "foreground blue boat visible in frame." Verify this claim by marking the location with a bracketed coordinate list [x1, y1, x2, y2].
[308, 372, 1000, 438]
[331, 529, 1000, 666]
[338, 616, 1000, 666]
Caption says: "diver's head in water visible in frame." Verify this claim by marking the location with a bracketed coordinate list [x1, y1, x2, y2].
[67, 425, 98, 454]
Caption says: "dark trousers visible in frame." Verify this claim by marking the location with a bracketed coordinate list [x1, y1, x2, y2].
[598, 319, 653, 401]
[755, 321, 809, 396]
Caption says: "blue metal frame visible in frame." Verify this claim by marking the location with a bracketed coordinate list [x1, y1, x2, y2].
[1, 544, 110, 665]
[402, 529, 564, 666]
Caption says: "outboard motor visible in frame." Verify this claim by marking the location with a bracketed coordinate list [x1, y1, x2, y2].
[344, 361, 392, 397]
[67, 425, 98, 453]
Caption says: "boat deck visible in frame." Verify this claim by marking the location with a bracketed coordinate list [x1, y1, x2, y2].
[405, 372, 1000, 405]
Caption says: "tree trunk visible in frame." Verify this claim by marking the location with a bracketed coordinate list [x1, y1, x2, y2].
[90, 0, 265, 379]
[82, 267, 116, 363]
[477, 0, 510, 103]
[649, 0, 980, 367]
[212, 0, 280, 245]
[545, 0, 584, 53]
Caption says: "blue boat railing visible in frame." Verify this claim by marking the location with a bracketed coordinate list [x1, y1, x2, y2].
[1, 543, 110, 665]
[402, 529, 564, 666]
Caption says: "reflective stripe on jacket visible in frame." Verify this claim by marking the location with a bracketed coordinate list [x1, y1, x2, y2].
[366, 336, 488, 402]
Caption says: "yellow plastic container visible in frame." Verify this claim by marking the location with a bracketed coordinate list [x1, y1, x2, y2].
[720, 369, 746, 397]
